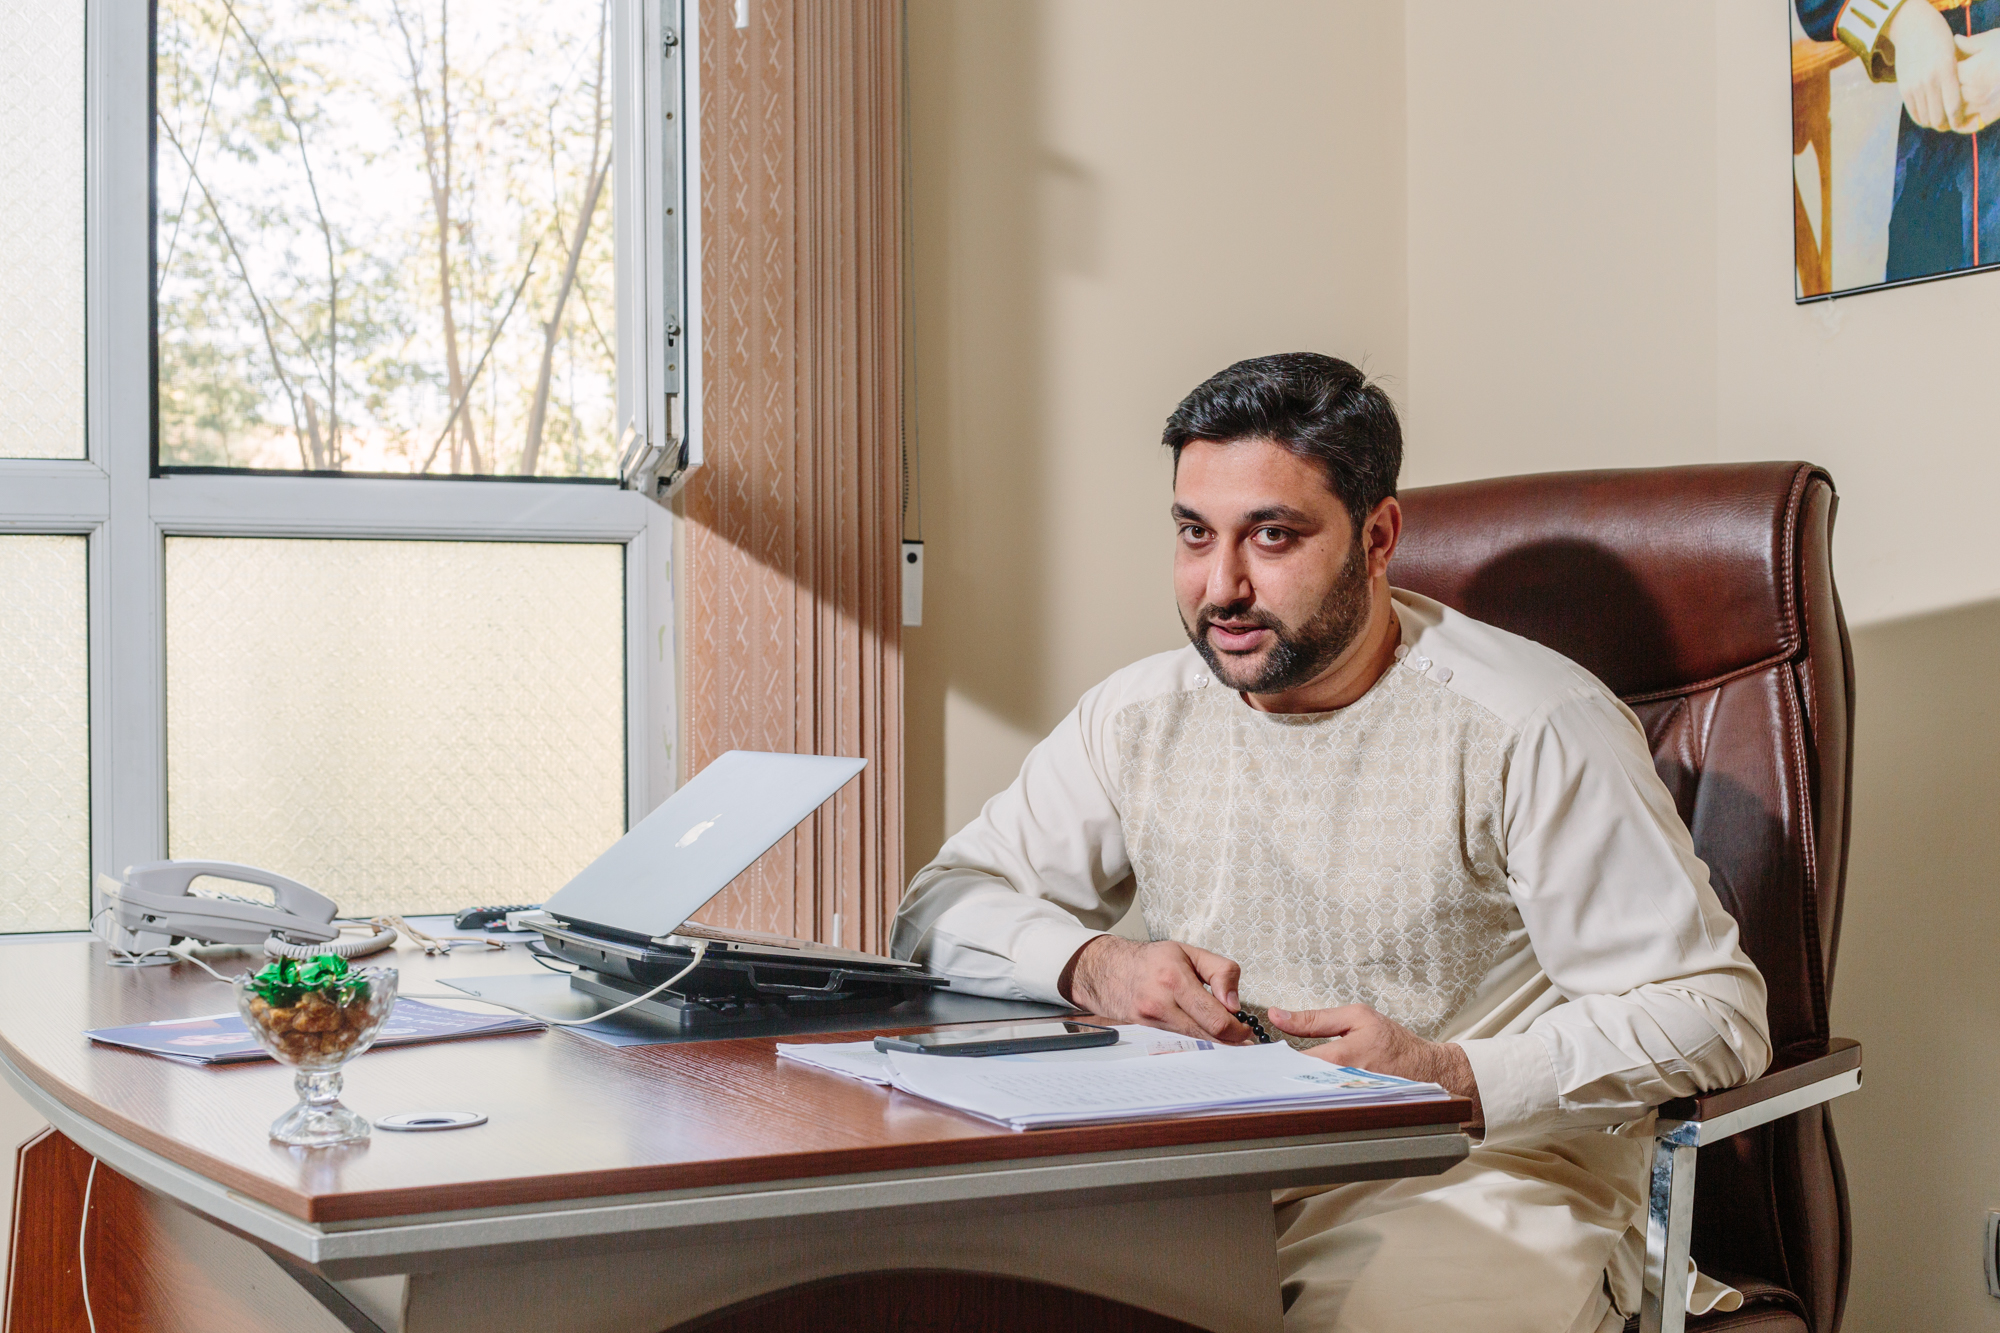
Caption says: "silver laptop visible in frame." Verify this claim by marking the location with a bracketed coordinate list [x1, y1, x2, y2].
[537, 749, 921, 971]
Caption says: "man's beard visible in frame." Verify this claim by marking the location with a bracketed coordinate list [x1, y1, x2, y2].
[1183, 541, 1372, 696]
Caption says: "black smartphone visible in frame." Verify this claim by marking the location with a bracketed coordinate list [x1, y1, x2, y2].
[872, 1021, 1118, 1057]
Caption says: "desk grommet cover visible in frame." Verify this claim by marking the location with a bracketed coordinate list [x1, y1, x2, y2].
[375, 1110, 489, 1132]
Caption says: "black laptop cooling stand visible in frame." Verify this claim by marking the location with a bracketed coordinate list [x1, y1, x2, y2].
[533, 917, 950, 1034]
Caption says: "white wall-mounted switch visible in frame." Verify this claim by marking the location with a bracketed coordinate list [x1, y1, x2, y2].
[901, 540, 923, 627]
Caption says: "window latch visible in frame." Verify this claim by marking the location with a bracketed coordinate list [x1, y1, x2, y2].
[618, 418, 688, 507]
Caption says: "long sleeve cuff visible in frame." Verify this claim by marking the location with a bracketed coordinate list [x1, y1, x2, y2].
[1454, 1032, 1560, 1143]
[1012, 918, 1108, 1005]
[1835, 0, 1911, 82]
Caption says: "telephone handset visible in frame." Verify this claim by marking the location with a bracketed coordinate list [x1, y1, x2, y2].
[105, 860, 391, 959]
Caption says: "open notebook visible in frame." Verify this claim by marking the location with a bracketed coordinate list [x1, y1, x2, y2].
[778, 1025, 1451, 1131]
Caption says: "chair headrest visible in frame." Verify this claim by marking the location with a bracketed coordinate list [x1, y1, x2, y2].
[1390, 462, 1830, 701]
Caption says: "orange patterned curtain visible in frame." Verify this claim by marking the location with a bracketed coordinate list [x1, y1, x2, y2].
[682, 0, 904, 951]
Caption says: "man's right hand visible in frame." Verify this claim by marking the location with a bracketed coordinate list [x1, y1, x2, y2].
[1954, 31, 2000, 132]
[1890, 0, 1968, 132]
[1060, 935, 1254, 1043]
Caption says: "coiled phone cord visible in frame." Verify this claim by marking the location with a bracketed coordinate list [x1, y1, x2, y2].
[262, 920, 398, 961]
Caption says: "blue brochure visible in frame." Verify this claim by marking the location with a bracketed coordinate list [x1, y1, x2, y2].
[85, 999, 542, 1065]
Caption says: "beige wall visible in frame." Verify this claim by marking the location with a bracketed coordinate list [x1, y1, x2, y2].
[1401, 2, 1721, 487]
[908, 2, 2000, 1329]
[902, 0, 1410, 855]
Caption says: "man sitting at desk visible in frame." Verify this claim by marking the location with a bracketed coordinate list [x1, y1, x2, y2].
[889, 352, 1770, 1333]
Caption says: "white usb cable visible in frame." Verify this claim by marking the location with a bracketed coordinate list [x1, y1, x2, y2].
[400, 940, 711, 1027]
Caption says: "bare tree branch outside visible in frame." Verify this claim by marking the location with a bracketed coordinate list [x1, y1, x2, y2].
[156, 0, 618, 477]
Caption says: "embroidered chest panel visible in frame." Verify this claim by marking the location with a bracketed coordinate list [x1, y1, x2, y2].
[1113, 666, 1515, 1039]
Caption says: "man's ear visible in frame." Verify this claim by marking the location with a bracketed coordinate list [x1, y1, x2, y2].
[1363, 497, 1402, 577]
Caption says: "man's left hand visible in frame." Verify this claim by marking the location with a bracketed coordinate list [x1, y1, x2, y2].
[1266, 1003, 1484, 1129]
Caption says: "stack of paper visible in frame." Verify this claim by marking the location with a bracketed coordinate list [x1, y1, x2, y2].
[777, 1026, 1450, 1130]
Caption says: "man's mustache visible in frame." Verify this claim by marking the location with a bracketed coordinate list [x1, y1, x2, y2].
[1194, 604, 1288, 643]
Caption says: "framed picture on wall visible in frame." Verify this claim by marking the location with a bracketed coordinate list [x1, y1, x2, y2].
[1791, 0, 2000, 301]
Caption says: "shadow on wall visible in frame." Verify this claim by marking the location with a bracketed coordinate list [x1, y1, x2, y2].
[903, 0, 1071, 874]
[1834, 596, 2000, 1333]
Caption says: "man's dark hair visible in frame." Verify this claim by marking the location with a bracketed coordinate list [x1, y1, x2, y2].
[1161, 353, 1402, 529]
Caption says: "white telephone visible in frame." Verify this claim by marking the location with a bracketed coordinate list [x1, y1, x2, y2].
[103, 861, 392, 960]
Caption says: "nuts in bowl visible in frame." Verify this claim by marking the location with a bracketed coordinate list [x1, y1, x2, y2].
[233, 955, 398, 1146]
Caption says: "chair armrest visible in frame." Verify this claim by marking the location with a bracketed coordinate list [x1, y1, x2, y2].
[1655, 1038, 1861, 1146]
[1639, 1039, 1862, 1333]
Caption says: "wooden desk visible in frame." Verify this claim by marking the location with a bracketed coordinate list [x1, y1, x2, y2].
[0, 936, 1471, 1333]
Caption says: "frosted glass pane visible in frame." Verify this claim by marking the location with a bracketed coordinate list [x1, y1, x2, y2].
[0, 0, 85, 458]
[0, 536, 90, 930]
[165, 538, 624, 916]
[155, 0, 617, 477]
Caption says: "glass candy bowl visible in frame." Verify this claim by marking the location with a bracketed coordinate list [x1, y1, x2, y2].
[233, 956, 398, 1147]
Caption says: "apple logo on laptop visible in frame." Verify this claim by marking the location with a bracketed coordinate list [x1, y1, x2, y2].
[677, 817, 720, 849]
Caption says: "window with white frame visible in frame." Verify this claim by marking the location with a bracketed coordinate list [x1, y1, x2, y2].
[0, 0, 695, 932]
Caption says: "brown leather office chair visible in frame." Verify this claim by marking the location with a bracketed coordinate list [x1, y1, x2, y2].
[1392, 462, 1862, 1333]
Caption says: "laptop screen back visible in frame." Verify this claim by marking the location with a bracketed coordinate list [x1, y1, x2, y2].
[540, 750, 866, 939]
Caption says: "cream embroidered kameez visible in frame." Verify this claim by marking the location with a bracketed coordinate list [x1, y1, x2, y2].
[891, 591, 1770, 1331]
